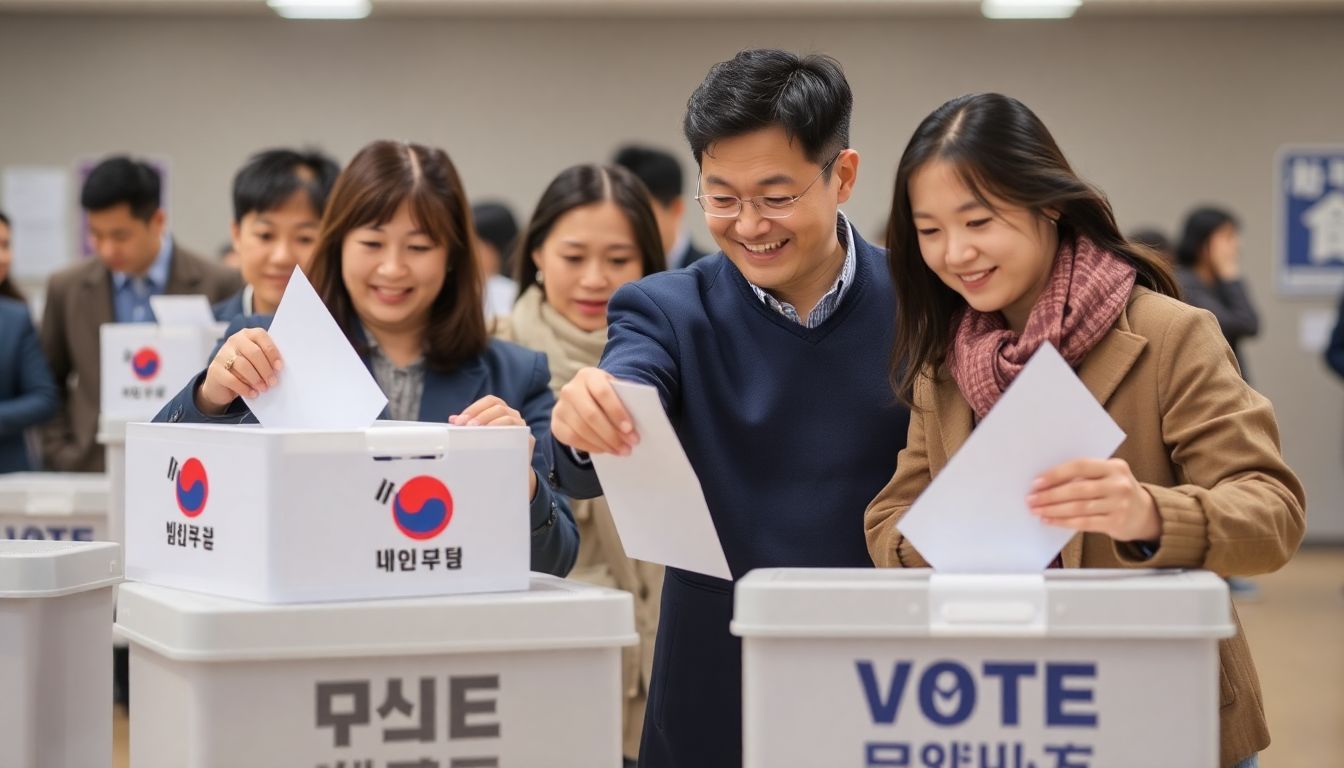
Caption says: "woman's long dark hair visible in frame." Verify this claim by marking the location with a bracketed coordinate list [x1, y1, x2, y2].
[513, 164, 666, 294]
[886, 93, 1178, 405]
[1176, 206, 1238, 268]
[306, 140, 486, 372]
[0, 211, 23, 302]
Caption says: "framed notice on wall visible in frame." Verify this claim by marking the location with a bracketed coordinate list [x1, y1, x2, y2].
[0, 166, 70, 280]
[1277, 145, 1344, 296]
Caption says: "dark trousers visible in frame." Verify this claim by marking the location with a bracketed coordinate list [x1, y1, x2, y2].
[638, 568, 742, 768]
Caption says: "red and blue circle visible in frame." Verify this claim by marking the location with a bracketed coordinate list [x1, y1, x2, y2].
[175, 458, 209, 518]
[392, 476, 453, 540]
[131, 347, 160, 381]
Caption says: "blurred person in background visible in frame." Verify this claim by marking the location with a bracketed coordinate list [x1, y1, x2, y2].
[214, 148, 340, 321]
[218, 241, 240, 270]
[0, 210, 58, 473]
[614, 144, 708, 269]
[39, 156, 240, 473]
[472, 201, 519, 319]
[1175, 207, 1260, 380]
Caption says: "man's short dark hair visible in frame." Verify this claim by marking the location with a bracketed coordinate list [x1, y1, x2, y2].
[232, 148, 341, 224]
[471, 201, 519, 274]
[80, 156, 161, 220]
[613, 145, 683, 206]
[683, 49, 852, 171]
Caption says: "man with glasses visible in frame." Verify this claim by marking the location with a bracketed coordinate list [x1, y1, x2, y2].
[549, 49, 910, 767]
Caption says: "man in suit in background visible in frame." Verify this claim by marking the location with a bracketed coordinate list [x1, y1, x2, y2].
[613, 145, 708, 269]
[40, 156, 240, 473]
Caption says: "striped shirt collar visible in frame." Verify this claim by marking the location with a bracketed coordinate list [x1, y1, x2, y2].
[747, 211, 857, 329]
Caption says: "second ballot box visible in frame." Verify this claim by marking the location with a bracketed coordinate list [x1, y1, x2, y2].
[124, 421, 532, 602]
[731, 568, 1235, 768]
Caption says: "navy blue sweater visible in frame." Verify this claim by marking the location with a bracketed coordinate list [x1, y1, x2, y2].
[555, 228, 910, 577]
[552, 227, 910, 767]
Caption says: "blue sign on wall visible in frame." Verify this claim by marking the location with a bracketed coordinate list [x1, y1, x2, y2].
[1278, 146, 1344, 295]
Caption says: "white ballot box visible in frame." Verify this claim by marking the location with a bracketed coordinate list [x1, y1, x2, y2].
[731, 568, 1235, 768]
[97, 415, 132, 547]
[124, 421, 532, 602]
[0, 471, 110, 542]
[0, 540, 122, 768]
[99, 322, 221, 422]
[116, 575, 636, 768]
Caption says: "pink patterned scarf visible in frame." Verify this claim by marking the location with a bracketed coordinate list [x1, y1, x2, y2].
[947, 236, 1136, 420]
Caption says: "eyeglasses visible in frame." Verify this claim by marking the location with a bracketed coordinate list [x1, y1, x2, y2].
[694, 152, 842, 219]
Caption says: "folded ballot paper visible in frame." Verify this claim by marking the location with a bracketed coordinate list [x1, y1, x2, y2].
[245, 267, 388, 429]
[896, 343, 1125, 572]
[148, 295, 216, 328]
[591, 381, 733, 580]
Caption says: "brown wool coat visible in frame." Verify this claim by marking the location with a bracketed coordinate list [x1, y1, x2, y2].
[865, 287, 1306, 768]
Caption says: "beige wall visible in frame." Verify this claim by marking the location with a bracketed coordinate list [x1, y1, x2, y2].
[2, 12, 1342, 539]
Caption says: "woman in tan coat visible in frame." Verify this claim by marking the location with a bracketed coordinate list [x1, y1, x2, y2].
[494, 164, 667, 767]
[866, 93, 1304, 768]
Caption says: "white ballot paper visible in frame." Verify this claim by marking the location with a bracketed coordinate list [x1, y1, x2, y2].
[591, 380, 732, 580]
[246, 267, 388, 429]
[896, 343, 1125, 572]
[149, 295, 216, 327]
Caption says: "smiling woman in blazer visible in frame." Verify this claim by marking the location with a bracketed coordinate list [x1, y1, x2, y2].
[155, 141, 577, 576]
[0, 211, 58, 473]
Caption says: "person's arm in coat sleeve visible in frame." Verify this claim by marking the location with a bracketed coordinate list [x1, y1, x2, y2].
[518, 349, 578, 577]
[549, 280, 682, 500]
[1112, 308, 1305, 575]
[865, 372, 933, 568]
[154, 316, 262, 425]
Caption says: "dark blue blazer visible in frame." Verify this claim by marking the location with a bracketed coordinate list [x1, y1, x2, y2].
[211, 291, 246, 324]
[154, 315, 578, 576]
[0, 297, 58, 472]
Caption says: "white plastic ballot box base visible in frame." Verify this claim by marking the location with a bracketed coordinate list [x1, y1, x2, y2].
[125, 421, 532, 603]
[731, 568, 1235, 768]
[116, 575, 636, 768]
[0, 471, 110, 543]
[0, 540, 122, 768]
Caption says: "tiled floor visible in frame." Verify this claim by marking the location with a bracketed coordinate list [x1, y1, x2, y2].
[1234, 547, 1344, 767]
[111, 548, 1343, 767]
